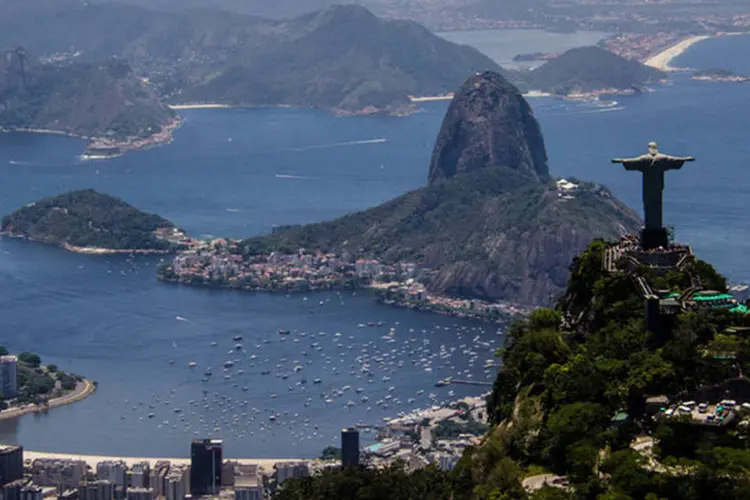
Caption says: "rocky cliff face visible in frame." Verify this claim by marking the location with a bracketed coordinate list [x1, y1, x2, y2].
[428, 71, 549, 184]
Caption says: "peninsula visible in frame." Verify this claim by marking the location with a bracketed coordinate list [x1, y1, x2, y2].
[0, 347, 95, 420]
[523, 46, 665, 97]
[159, 71, 640, 307]
[0, 48, 178, 159]
[1, 190, 190, 254]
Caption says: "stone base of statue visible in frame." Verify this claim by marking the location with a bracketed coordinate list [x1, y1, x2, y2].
[641, 227, 668, 251]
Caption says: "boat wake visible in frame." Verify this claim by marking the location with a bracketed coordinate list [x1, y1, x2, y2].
[9, 160, 48, 166]
[275, 174, 312, 180]
[291, 138, 386, 152]
[573, 106, 626, 115]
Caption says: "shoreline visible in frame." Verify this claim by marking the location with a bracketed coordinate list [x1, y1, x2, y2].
[81, 115, 183, 161]
[2, 117, 182, 161]
[644, 34, 713, 71]
[0, 233, 175, 255]
[168, 104, 233, 110]
[0, 379, 96, 421]
[19, 450, 300, 472]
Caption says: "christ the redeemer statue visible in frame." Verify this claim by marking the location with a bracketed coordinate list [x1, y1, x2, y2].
[612, 142, 694, 250]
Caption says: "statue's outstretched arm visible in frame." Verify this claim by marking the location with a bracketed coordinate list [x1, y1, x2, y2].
[612, 158, 645, 171]
[662, 155, 695, 170]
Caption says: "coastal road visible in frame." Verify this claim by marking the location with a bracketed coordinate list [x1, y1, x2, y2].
[0, 379, 96, 421]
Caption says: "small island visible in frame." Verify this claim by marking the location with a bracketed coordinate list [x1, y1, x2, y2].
[1, 189, 190, 254]
[0, 346, 96, 420]
[692, 68, 750, 82]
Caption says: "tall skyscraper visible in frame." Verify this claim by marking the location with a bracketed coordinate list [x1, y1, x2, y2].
[0, 357, 18, 399]
[189, 439, 222, 496]
[341, 428, 360, 467]
[0, 446, 23, 486]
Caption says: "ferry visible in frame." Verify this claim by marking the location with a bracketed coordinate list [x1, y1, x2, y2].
[434, 377, 453, 387]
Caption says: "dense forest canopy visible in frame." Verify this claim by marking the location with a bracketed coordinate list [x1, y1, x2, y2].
[1, 189, 180, 251]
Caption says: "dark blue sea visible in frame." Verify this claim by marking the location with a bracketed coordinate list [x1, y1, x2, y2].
[0, 34, 748, 459]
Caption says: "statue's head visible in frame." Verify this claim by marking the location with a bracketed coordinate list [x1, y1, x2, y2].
[648, 142, 659, 155]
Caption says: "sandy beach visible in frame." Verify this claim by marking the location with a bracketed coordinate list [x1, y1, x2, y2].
[22, 450, 304, 472]
[169, 104, 233, 110]
[409, 94, 454, 103]
[644, 35, 712, 71]
[0, 379, 96, 421]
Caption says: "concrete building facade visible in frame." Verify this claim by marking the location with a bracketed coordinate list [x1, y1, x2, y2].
[0, 356, 18, 399]
[96, 461, 126, 487]
[189, 439, 222, 496]
[129, 462, 150, 489]
[0, 446, 23, 486]
[125, 488, 153, 500]
[274, 462, 308, 485]
[30, 459, 86, 489]
[341, 427, 360, 467]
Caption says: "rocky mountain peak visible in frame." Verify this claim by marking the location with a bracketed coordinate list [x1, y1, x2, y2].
[428, 71, 549, 185]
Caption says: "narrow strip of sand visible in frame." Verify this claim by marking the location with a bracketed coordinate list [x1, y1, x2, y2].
[0, 379, 96, 421]
[409, 94, 454, 102]
[644, 35, 712, 71]
[169, 104, 233, 110]
[21, 450, 305, 472]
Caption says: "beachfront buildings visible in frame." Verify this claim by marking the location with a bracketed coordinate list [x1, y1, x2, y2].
[233, 464, 262, 500]
[30, 458, 86, 489]
[274, 462, 308, 485]
[96, 461, 127, 487]
[0, 356, 18, 398]
[165, 465, 189, 500]
[189, 439, 222, 496]
[341, 428, 360, 467]
[0, 446, 23, 486]
[129, 462, 150, 489]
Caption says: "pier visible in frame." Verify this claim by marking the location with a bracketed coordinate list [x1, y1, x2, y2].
[452, 380, 493, 386]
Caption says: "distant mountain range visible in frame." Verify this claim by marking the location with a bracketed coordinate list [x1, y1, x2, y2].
[0, 3, 502, 113]
[243, 71, 641, 305]
[0, 3, 665, 148]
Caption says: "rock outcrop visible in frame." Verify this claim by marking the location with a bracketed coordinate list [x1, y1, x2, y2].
[429, 71, 549, 184]
[244, 71, 641, 305]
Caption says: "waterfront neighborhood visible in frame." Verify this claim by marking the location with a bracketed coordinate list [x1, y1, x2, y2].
[158, 240, 529, 321]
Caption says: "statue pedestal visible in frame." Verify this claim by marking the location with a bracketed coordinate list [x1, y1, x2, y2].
[641, 228, 668, 251]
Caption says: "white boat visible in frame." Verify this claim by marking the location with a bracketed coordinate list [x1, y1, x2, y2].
[188, 362, 197, 367]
